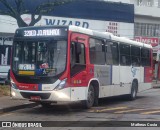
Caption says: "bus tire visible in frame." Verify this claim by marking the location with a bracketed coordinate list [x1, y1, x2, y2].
[82, 85, 95, 109]
[128, 81, 138, 100]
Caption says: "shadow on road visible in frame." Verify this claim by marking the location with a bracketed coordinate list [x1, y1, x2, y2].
[98, 95, 147, 106]
[21, 95, 148, 115]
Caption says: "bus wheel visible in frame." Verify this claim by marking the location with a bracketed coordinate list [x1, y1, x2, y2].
[129, 81, 138, 100]
[40, 102, 52, 108]
[82, 85, 95, 109]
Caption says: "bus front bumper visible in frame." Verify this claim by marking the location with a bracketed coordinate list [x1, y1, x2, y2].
[11, 87, 71, 102]
[11, 87, 87, 102]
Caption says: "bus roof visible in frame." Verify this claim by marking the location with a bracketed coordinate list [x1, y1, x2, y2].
[15, 25, 152, 49]
[69, 25, 152, 49]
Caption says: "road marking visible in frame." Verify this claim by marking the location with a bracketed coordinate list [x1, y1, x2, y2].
[88, 106, 128, 113]
[114, 109, 144, 114]
[141, 110, 160, 115]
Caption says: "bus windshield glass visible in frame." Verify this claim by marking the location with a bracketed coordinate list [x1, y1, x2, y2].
[12, 40, 67, 77]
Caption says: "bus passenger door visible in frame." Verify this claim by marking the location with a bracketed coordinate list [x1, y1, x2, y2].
[69, 33, 89, 101]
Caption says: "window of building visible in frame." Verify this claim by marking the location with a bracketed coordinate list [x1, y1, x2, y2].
[120, 43, 131, 66]
[135, 23, 141, 36]
[89, 38, 105, 65]
[135, 23, 160, 37]
[141, 23, 147, 36]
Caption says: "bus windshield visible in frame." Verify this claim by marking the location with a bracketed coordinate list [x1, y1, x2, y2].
[12, 40, 67, 77]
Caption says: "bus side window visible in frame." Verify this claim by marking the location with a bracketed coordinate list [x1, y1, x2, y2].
[141, 48, 150, 66]
[106, 41, 119, 65]
[131, 46, 140, 66]
[105, 42, 112, 65]
[70, 42, 86, 76]
[71, 42, 85, 65]
[120, 43, 131, 66]
[89, 38, 105, 65]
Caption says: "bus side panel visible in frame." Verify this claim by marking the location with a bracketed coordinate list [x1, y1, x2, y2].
[139, 67, 144, 83]
[139, 48, 152, 92]
[94, 65, 112, 98]
[144, 67, 152, 83]
[144, 49, 153, 84]
[133, 66, 152, 92]
[139, 67, 152, 92]
[112, 65, 119, 85]
[109, 65, 120, 97]
[117, 66, 132, 95]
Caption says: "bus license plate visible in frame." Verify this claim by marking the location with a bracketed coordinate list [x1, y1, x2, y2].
[30, 96, 41, 101]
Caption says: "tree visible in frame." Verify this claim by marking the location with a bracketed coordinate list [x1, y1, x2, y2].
[0, 0, 73, 27]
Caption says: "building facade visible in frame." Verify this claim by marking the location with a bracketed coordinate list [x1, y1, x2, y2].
[0, 0, 134, 67]
[0, 0, 134, 38]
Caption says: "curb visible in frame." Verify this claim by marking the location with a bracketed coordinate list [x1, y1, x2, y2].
[153, 86, 160, 89]
[0, 102, 38, 114]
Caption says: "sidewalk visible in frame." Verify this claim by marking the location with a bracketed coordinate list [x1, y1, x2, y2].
[0, 96, 38, 114]
[152, 80, 160, 88]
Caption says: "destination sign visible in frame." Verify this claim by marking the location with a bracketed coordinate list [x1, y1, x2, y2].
[14, 26, 68, 38]
[24, 29, 60, 37]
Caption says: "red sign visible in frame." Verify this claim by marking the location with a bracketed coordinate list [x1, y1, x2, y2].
[134, 37, 159, 47]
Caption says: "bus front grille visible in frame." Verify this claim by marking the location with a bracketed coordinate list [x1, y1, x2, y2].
[20, 92, 51, 99]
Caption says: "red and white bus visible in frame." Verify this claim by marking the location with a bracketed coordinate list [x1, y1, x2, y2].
[10, 25, 152, 108]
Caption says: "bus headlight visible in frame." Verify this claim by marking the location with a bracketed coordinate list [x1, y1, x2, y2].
[11, 91, 16, 97]
[54, 78, 67, 91]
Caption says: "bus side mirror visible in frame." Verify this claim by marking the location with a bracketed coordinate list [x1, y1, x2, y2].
[76, 43, 81, 54]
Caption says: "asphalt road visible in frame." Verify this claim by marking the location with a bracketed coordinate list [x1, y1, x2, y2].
[0, 88, 160, 130]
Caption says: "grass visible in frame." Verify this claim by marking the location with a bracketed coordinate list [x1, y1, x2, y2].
[0, 85, 10, 96]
